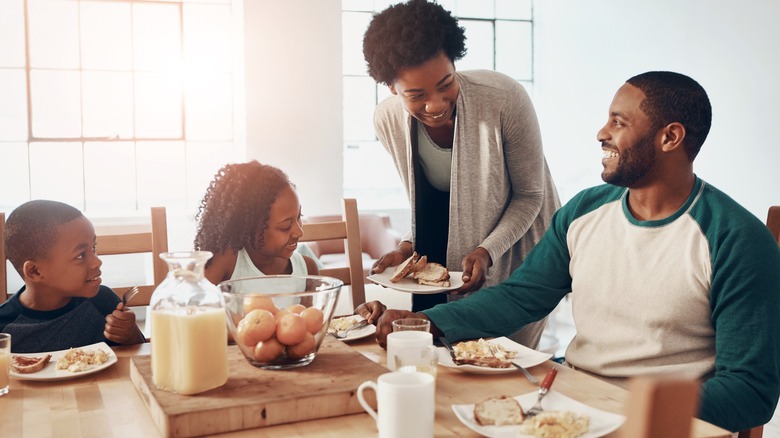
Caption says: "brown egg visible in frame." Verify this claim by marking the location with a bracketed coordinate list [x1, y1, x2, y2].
[287, 332, 316, 359]
[300, 307, 324, 335]
[254, 337, 285, 363]
[243, 296, 279, 315]
[275, 312, 307, 345]
[236, 309, 276, 347]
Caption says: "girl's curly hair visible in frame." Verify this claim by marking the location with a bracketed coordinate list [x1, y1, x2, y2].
[363, 0, 467, 86]
[194, 161, 293, 255]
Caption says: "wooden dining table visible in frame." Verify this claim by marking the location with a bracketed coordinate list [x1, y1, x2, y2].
[0, 338, 732, 438]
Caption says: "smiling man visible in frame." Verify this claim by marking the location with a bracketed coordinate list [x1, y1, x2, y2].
[361, 71, 780, 432]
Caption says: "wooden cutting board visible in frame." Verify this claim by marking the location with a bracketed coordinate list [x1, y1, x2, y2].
[130, 337, 385, 437]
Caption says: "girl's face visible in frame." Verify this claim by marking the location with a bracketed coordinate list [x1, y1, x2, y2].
[258, 184, 303, 259]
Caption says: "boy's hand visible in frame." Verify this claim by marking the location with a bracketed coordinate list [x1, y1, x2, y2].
[105, 303, 145, 344]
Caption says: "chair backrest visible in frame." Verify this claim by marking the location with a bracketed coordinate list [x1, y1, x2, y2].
[300, 198, 365, 308]
[0, 213, 7, 304]
[304, 212, 401, 260]
[767, 206, 780, 245]
[618, 375, 699, 438]
[95, 207, 169, 306]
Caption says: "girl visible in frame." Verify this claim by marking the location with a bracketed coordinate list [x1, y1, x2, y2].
[194, 161, 319, 292]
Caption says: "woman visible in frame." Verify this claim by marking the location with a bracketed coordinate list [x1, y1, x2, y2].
[362, 0, 560, 348]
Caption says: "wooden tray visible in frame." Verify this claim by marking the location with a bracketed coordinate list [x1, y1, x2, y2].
[130, 337, 385, 437]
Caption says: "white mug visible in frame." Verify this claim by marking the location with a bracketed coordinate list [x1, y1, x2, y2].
[386, 330, 432, 371]
[357, 371, 435, 438]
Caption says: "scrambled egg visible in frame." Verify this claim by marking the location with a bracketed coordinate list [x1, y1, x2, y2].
[55, 347, 110, 372]
[453, 339, 517, 367]
[521, 410, 590, 438]
[328, 316, 360, 333]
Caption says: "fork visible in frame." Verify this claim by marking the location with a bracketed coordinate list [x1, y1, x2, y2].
[525, 367, 558, 417]
[487, 343, 539, 384]
[122, 286, 140, 308]
[332, 319, 369, 339]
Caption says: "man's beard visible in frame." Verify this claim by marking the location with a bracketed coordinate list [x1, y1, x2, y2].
[601, 135, 657, 187]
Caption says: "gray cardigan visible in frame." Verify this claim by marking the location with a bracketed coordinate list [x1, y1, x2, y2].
[374, 70, 560, 287]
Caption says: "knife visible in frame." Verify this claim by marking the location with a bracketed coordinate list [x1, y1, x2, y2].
[438, 336, 462, 365]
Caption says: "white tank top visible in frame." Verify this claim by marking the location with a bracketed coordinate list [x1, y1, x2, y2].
[417, 122, 452, 192]
[229, 248, 308, 308]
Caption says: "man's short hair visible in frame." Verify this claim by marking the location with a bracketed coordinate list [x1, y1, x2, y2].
[4, 200, 83, 275]
[363, 0, 467, 86]
[627, 71, 712, 161]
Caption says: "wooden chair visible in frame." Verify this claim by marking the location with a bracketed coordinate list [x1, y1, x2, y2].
[300, 198, 365, 309]
[767, 206, 780, 245]
[618, 375, 700, 438]
[95, 207, 169, 306]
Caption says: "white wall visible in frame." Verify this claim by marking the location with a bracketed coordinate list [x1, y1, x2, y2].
[534, 0, 780, 220]
[243, 0, 344, 216]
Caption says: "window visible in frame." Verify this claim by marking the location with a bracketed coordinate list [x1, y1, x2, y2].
[341, 0, 534, 211]
[0, 0, 241, 215]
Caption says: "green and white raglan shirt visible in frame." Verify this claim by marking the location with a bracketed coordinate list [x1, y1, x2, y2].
[423, 176, 780, 432]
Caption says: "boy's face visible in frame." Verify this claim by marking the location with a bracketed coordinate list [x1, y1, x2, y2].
[32, 216, 102, 298]
[258, 184, 303, 260]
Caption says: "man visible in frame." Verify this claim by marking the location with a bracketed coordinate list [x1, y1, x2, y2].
[359, 71, 780, 432]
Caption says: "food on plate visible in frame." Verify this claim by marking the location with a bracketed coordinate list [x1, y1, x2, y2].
[521, 410, 590, 438]
[453, 339, 517, 368]
[413, 262, 451, 287]
[474, 395, 525, 426]
[10, 354, 52, 374]
[55, 347, 110, 372]
[329, 316, 361, 333]
[390, 252, 425, 282]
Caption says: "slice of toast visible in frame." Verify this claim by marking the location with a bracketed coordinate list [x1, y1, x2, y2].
[413, 262, 450, 283]
[11, 354, 52, 374]
[474, 395, 525, 426]
[389, 252, 419, 282]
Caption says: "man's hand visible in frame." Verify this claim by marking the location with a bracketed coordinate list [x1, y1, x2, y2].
[355, 300, 387, 325]
[371, 241, 413, 274]
[375, 310, 439, 349]
[454, 246, 492, 294]
[104, 303, 145, 344]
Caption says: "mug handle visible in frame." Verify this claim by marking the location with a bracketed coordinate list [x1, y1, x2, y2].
[357, 380, 379, 422]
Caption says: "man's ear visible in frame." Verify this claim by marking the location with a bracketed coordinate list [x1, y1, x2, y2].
[22, 260, 43, 283]
[660, 122, 686, 152]
[388, 84, 397, 95]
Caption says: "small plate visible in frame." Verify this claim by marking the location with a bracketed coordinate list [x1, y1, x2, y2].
[437, 337, 552, 374]
[327, 316, 376, 342]
[452, 390, 626, 438]
[9, 342, 118, 381]
[367, 269, 464, 294]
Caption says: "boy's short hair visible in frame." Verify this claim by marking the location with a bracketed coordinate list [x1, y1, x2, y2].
[4, 200, 84, 275]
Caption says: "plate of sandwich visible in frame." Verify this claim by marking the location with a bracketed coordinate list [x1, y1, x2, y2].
[367, 252, 463, 294]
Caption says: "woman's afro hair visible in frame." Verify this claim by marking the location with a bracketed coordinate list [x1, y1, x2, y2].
[363, 0, 466, 86]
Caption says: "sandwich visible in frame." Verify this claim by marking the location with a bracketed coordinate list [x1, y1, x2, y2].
[412, 262, 450, 287]
[390, 252, 427, 282]
[474, 395, 525, 426]
[10, 354, 52, 374]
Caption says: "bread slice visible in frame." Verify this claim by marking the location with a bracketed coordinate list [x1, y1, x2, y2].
[389, 252, 419, 282]
[474, 395, 525, 426]
[413, 262, 450, 283]
[417, 278, 451, 287]
[11, 354, 52, 374]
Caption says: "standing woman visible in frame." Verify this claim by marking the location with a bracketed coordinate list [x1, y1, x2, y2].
[364, 0, 560, 348]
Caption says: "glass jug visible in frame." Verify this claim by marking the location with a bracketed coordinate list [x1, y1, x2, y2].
[150, 251, 228, 395]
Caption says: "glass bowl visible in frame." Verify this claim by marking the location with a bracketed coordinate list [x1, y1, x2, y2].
[220, 275, 343, 370]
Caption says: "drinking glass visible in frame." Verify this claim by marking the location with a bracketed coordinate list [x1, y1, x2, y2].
[394, 345, 438, 380]
[0, 333, 10, 397]
[391, 318, 431, 332]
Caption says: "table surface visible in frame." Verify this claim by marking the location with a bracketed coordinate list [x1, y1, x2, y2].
[1, 338, 732, 438]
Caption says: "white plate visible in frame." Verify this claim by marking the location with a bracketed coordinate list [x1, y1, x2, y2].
[437, 337, 552, 374]
[452, 390, 626, 438]
[327, 316, 376, 342]
[367, 269, 464, 294]
[9, 342, 118, 381]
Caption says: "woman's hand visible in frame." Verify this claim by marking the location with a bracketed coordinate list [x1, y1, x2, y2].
[371, 241, 413, 274]
[454, 247, 492, 294]
[354, 300, 387, 324]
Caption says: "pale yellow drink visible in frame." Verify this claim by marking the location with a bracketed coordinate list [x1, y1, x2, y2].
[0, 352, 9, 393]
[151, 307, 228, 395]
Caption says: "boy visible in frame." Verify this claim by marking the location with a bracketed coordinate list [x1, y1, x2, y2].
[1, 200, 146, 353]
